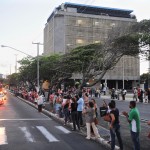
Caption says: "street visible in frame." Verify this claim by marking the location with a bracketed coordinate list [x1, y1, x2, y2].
[96, 94, 150, 120]
[0, 92, 107, 150]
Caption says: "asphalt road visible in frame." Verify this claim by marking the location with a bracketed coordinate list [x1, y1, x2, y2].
[0, 93, 107, 150]
[95, 96, 150, 120]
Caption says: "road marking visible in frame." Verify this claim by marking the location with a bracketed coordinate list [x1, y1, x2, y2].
[19, 127, 35, 142]
[0, 118, 51, 121]
[55, 126, 71, 134]
[36, 126, 59, 142]
[0, 127, 8, 145]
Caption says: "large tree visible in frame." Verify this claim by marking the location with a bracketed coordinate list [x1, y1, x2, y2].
[131, 19, 150, 59]
[17, 57, 36, 88]
[59, 25, 140, 89]
[7, 73, 19, 87]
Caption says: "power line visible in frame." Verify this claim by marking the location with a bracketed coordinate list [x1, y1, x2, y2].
[80, 0, 95, 14]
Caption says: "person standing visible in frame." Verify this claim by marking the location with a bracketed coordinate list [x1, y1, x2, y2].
[103, 86, 106, 95]
[49, 92, 54, 112]
[91, 98, 98, 118]
[37, 93, 44, 112]
[122, 101, 141, 150]
[148, 88, 150, 103]
[137, 88, 141, 102]
[133, 87, 138, 101]
[121, 89, 127, 100]
[77, 92, 84, 126]
[83, 92, 89, 106]
[108, 101, 123, 150]
[63, 96, 70, 125]
[83, 101, 100, 140]
[70, 97, 80, 131]
[140, 89, 144, 103]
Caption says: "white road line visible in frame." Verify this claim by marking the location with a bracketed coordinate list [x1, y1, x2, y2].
[19, 127, 35, 142]
[36, 126, 59, 142]
[0, 118, 51, 121]
[0, 127, 8, 145]
[55, 126, 71, 134]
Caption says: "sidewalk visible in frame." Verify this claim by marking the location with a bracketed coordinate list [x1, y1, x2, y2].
[100, 93, 150, 105]
[100, 93, 136, 101]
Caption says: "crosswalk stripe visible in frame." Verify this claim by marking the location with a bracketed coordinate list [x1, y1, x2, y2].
[19, 127, 35, 142]
[0, 127, 8, 145]
[55, 126, 71, 134]
[36, 126, 59, 142]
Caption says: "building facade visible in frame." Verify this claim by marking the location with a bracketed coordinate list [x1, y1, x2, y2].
[44, 2, 140, 90]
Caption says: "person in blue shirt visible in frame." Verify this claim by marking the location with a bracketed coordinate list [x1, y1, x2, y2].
[77, 92, 84, 126]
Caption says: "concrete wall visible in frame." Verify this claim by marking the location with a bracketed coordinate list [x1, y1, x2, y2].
[54, 15, 65, 54]
[44, 18, 54, 55]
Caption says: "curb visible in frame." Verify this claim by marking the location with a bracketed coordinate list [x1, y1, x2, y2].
[11, 93, 120, 150]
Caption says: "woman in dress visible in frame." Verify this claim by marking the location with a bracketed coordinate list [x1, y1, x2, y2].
[83, 101, 100, 140]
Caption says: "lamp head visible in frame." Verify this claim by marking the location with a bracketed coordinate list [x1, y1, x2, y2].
[1, 45, 6, 48]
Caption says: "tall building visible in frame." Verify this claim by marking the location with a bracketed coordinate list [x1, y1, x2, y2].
[44, 2, 140, 90]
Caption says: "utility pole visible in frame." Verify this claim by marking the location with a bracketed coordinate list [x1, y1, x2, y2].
[10, 64, 11, 75]
[148, 50, 150, 88]
[14, 54, 18, 73]
[122, 56, 125, 89]
[32, 42, 43, 92]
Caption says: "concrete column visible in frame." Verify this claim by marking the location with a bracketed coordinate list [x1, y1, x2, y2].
[116, 80, 118, 89]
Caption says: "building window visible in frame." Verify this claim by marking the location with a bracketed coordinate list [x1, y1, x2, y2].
[76, 39, 84, 44]
[76, 19, 83, 26]
[94, 41, 100, 43]
[77, 31, 83, 36]
[110, 23, 116, 27]
[94, 21, 100, 26]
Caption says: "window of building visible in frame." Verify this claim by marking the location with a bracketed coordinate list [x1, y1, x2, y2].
[94, 21, 100, 26]
[110, 23, 116, 28]
[76, 39, 84, 44]
[77, 31, 83, 36]
[76, 19, 83, 26]
[94, 40, 100, 43]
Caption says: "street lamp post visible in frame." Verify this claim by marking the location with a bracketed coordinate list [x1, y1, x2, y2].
[14, 54, 18, 73]
[32, 42, 43, 92]
[10, 64, 11, 75]
[1, 45, 33, 57]
[122, 56, 125, 89]
[1, 44, 42, 91]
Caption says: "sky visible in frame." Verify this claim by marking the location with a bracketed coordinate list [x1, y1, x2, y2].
[0, 0, 149, 75]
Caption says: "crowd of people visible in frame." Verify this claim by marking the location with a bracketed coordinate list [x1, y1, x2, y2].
[109, 87, 150, 103]
[11, 86, 150, 150]
[43, 87, 150, 150]
[48, 88, 100, 139]
[133, 87, 150, 103]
